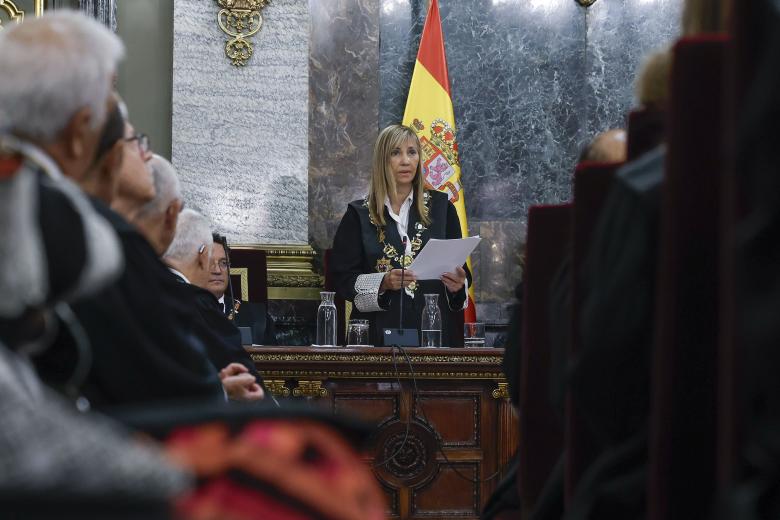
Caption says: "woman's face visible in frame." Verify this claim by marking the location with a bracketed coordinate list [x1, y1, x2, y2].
[388, 137, 419, 190]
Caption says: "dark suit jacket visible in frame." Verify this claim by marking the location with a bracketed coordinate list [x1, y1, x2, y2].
[35, 199, 226, 410]
[170, 275, 266, 390]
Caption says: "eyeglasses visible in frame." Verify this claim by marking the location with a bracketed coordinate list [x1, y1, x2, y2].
[126, 133, 150, 154]
[212, 259, 229, 271]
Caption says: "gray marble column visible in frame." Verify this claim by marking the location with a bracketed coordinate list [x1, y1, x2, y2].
[308, 0, 380, 252]
[172, 0, 309, 244]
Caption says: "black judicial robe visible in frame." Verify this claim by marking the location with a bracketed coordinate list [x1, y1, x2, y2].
[554, 147, 663, 520]
[170, 274, 267, 392]
[330, 189, 470, 347]
[35, 199, 226, 410]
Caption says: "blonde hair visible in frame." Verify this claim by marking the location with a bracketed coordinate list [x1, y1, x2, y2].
[367, 125, 431, 228]
[682, 0, 728, 35]
[635, 48, 672, 109]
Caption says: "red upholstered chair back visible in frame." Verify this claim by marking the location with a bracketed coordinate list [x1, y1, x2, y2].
[228, 248, 269, 304]
[564, 160, 621, 505]
[323, 249, 347, 346]
[627, 108, 666, 161]
[648, 35, 728, 520]
[518, 203, 572, 508]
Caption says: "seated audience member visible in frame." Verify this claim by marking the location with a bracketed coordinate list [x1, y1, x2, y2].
[111, 111, 155, 221]
[209, 233, 278, 345]
[0, 11, 191, 510]
[164, 209, 266, 401]
[133, 154, 184, 256]
[32, 111, 229, 406]
[528, 54, 673, 520]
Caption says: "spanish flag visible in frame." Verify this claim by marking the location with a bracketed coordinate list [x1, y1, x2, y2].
[402, 0, 476, 322]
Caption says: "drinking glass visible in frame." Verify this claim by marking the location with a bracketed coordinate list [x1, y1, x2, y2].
[346, 319, 370, 347]
[464, 322, 486, 347]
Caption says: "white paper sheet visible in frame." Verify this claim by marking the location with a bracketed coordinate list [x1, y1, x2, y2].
[407, 236, 481, 280]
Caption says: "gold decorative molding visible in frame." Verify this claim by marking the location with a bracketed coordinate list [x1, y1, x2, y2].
[250, 351, 503, 365]
[292, 380, 328, 398]
[492, 382, 510, 400]
[267, 273, 322, 288]
[260, 369, 505, 381]
[215, 0, 270, 67]
[233, 244, 324, 300]
[0, 0, 25, 27]
[0, 1, 47, 30]
[265, 379, 290, 398]
[229, 266, 249, 301]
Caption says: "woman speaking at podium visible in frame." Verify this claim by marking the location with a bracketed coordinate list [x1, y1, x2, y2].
[330, 124, 471, 347]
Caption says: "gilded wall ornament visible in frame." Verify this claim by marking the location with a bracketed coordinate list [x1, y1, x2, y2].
[575, 0, 597, 6]
[0, 0, 26, 29]
[215, 0, 270, 67]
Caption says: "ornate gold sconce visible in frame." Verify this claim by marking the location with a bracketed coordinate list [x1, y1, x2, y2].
[575, 0, 597, 6]
[215, 0, 270, 67]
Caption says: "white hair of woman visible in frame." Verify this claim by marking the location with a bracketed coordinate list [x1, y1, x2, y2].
[164, 209, 213, 264]
[137, 155, 182, 218]
[0, 11, 124, 142]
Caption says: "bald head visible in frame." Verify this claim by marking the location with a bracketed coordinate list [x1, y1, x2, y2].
[579, 129, 627, 164]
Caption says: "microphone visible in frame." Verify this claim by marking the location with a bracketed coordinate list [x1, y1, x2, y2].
[383, 235, 417, 347]
[399, 235, 407, 330]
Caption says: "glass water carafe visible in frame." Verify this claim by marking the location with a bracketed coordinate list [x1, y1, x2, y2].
[420, 293, 442, 348]
[315, 291, 337, 347]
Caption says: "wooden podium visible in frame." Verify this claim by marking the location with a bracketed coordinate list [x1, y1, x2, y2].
[249, 346, 518, 520]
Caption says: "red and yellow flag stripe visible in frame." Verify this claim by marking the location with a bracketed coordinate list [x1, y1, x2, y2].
[403, 0, 476, 322]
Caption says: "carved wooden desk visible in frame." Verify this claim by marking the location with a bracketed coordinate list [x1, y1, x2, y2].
[248, 346, 518, 520]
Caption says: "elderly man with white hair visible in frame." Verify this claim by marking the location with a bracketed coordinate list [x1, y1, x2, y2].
[18, 40, 227, 409]
[165, 209, 266, 402]
[133, 154, 185, 256]
[0, 11, 191, 513]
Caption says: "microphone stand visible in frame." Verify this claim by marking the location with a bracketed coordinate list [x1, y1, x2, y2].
[220, 235, 238, 320]
[383, 235, 417, 347]
[399, 235, 407, 331]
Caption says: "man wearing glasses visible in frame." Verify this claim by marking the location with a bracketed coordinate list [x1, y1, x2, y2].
[111, 112, 155, 220]
[206, 234, 277, 346]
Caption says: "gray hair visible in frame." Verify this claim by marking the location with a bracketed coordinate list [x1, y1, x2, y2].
[163, 209, 212, 264]
[0, 11, 125, 142]
[137, 155, 182, 217]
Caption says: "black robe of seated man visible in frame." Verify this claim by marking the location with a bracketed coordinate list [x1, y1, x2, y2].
[169, 273, 266, 392]
[34, 199, 226, 410]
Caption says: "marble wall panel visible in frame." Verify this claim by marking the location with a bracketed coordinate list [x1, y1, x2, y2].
[172, 0, 309, 244]
[584, 0, 683, 138]
[309, 0, 380, 251]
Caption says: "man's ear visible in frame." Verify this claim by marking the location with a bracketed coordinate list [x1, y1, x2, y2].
[197, 245, 210, 271]
[165, 199, 183, 230]
[61, 106, 94, 162]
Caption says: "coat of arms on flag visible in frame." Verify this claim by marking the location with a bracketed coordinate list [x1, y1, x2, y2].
[415, 118, 463, 203]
